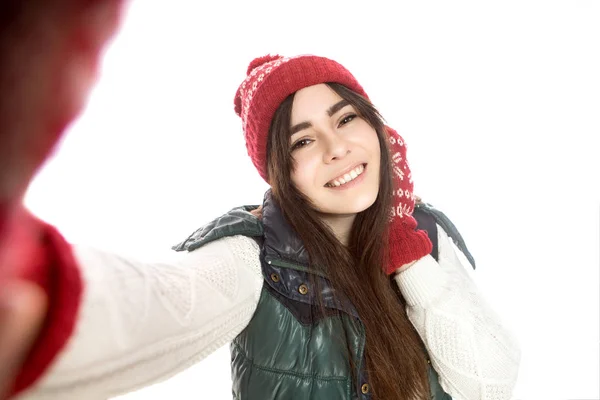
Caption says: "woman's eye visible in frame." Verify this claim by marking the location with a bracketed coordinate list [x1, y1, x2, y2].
[339, 114, 357, 127]
[291, 138, 312, 151]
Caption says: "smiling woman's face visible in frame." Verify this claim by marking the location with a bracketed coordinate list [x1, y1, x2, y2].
[289, 83, 381, 217]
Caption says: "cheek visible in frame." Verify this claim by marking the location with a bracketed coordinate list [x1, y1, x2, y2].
[373, 140, 382, 165]
[370, 129, 381, 151]
[290, 152, 319, 195]
[290, 154, 316, 193]
[369, 131, 381, 160]
[356, 128, 381, 166]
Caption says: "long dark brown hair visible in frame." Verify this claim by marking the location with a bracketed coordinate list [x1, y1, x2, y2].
[265, 83, 430, 399]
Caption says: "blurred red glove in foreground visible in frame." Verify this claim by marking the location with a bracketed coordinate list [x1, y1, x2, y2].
[0, 0, 124, 397]
[0, 0, 123, 204]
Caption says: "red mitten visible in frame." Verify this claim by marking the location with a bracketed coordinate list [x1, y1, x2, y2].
[0, 204, 82, 398]
[384, 127, 432, 275]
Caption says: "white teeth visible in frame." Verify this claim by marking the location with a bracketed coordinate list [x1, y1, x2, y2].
[326, 164, 365, 187]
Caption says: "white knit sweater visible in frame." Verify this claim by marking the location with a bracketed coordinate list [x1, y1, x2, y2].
[17, 225, 521, 400]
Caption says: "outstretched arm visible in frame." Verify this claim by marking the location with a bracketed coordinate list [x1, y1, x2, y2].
[17, 231, 263, 400]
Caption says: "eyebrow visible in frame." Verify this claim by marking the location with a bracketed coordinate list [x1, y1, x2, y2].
[289, 99, 351, 135]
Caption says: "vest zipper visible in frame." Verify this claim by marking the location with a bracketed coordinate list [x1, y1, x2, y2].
[265, 257, 328, 278]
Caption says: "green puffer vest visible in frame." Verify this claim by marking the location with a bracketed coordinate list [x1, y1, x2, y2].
[173, 190, 475, 400]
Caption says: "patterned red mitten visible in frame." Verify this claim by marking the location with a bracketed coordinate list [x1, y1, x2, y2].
[384, 127, 432, 276]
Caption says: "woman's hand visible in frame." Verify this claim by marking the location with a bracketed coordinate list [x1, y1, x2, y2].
[0, 281, 47, 400]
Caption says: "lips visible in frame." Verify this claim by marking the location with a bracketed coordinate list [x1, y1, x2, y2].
[325, 163, 367, 187]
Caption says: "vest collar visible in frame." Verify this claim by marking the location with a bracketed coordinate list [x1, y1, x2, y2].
[261, 189, 326, 276]
[260, 189, 359, 318]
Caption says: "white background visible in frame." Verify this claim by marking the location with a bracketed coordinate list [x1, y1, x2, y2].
[24, 1, 599, 399]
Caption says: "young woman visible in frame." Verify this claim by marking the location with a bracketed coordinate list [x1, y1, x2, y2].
[0, 4, 521, 400]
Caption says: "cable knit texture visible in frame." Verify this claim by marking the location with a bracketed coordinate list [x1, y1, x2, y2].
[17, 227, 520, 400]
[394, 226, 521, 400]
[18, 235, 263, 400]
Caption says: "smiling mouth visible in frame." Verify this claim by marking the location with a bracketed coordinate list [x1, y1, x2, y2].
[324, 164, 367, 188]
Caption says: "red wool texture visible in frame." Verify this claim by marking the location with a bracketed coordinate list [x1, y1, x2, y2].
[384, 126, 433, 274]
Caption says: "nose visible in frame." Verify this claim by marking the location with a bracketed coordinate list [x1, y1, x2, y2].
[322, 130, 350, 163]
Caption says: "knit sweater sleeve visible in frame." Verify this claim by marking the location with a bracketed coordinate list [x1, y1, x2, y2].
[18, 235, 264, 400]
[393, 225, 521, 400]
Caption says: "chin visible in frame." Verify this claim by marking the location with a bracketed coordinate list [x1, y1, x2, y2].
[316, 190, 379, 215]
